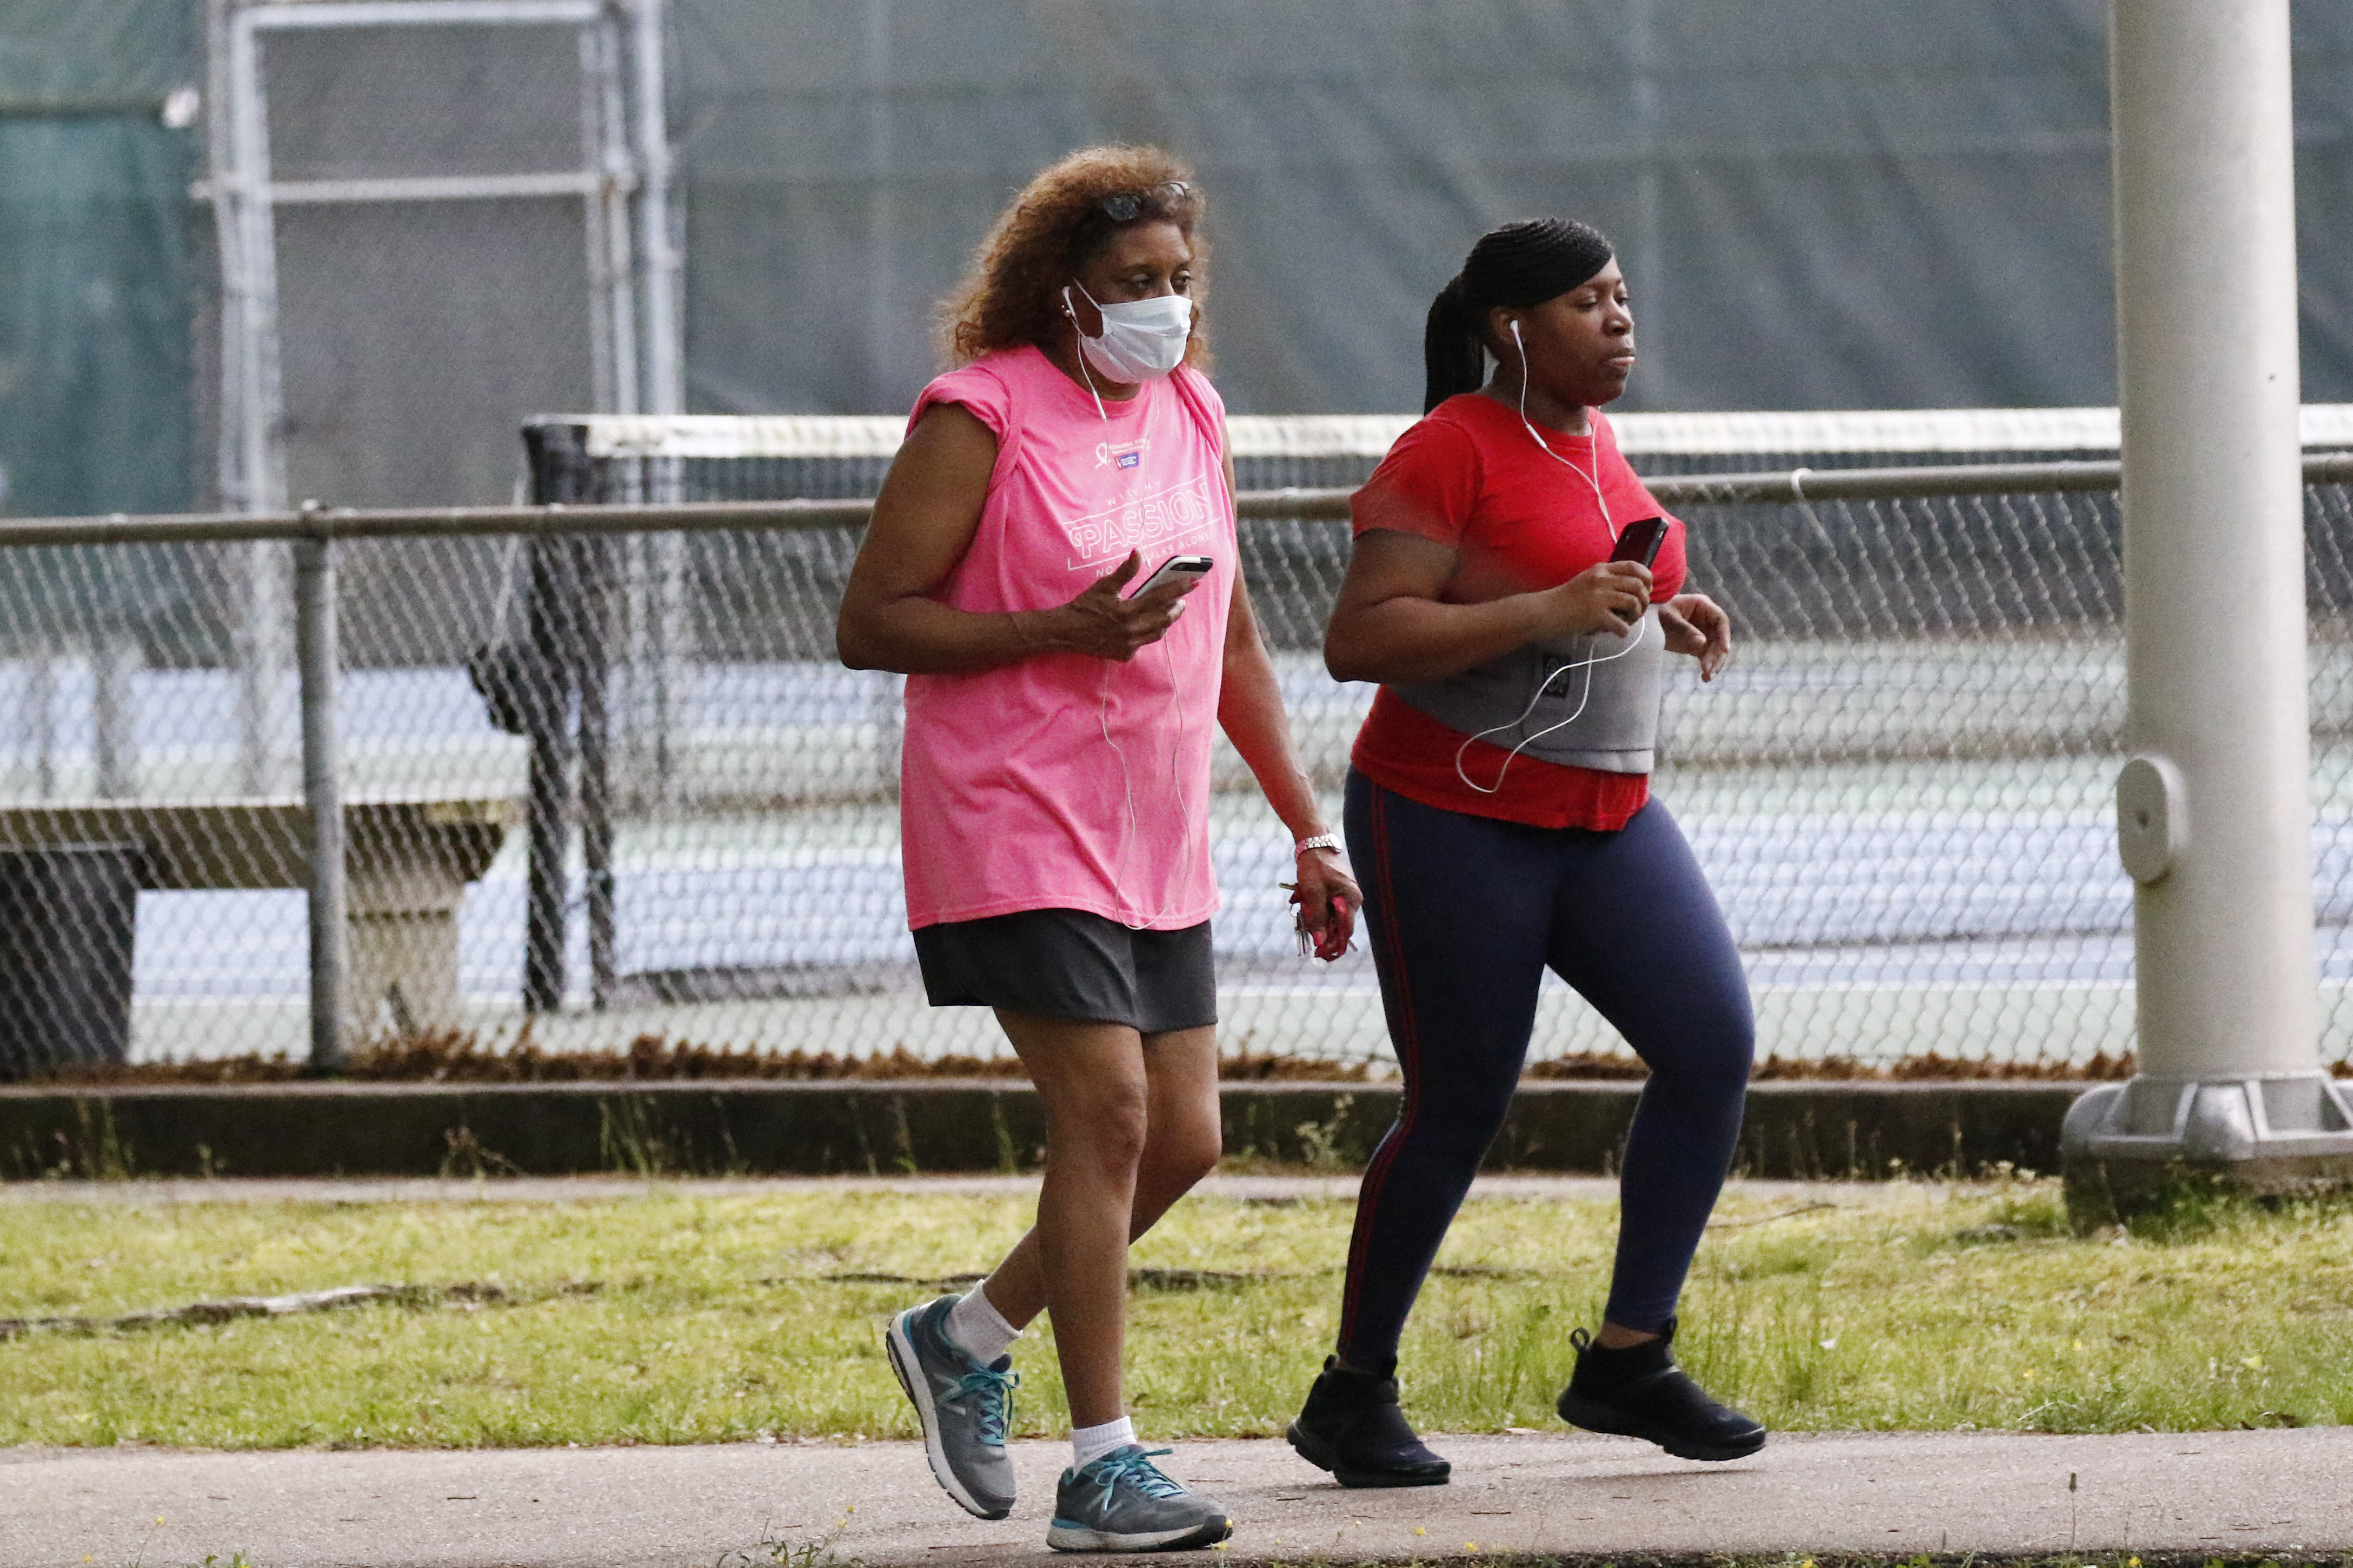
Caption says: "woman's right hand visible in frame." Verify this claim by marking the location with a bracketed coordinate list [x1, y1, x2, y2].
[1048, 551, 1202, 661]
[1532, 559, 1652, 642]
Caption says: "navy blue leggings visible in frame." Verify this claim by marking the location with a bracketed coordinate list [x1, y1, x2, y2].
[1337, 772, 1754, 1362]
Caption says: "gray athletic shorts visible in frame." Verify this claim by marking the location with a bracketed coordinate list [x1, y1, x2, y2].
[912, 908, 1217, 1034]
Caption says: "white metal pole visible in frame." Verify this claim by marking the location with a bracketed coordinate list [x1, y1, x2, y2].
[629, 0, 687, 806]
[2114, 0, 2314, 1078]
[579, 14, 636, 417]
[630, 0, 680, 418]
[205, 0, 248, 517]
[225, 5, 293, 796]
[2063, 0, 2353, 1215]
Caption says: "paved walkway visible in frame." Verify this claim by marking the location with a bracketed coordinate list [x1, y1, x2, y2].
[8, 1428, 2351, 1567]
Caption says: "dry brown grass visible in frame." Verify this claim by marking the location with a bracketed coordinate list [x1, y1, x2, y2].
[1525, 1049, 2143, 1081]
[23, 1031, 1374, 1087]
[36, 1032, 2313, 1089]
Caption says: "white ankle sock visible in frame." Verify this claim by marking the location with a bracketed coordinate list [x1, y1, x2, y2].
[1071, 1415, 1136, 1470]
[944, 1286, 1020, 1365]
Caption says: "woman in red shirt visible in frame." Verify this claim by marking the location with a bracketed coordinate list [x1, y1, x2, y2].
[1284, 218, 1762, 1487]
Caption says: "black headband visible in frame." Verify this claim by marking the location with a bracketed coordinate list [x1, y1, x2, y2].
[1421, 217, 1615, 412]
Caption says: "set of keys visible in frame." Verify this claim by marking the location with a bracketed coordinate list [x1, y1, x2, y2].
[1281, 880, 1356, 958]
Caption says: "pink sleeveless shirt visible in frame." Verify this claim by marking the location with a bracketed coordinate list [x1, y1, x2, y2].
[898, 344, 1235, 932]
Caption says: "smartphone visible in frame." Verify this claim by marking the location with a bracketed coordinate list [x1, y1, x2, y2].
[1607, 518, 1668, 624]
[1610, 517, 1670, 568]
[1127, 553, 1215, 599]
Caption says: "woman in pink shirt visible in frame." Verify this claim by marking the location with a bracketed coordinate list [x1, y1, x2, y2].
[837, 145, 1357, 1554]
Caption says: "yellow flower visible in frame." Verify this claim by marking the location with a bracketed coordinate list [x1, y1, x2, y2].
[1413, 1526, 1427, 1537]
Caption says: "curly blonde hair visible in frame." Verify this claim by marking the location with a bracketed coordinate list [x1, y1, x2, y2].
[938, 144, 1211, 369]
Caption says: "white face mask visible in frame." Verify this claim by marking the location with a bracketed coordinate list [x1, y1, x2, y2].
[1064, 283, 1193, 384]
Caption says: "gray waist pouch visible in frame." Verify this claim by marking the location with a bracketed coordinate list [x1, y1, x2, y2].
[1390, 605, 1665, 775]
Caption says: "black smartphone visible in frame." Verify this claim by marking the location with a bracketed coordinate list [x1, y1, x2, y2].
[1607, 518, 1668, 625]
[1610, 517, 1670, 568]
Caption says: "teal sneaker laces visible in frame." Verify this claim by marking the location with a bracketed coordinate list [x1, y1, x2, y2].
[1087, 1445, 1186, 1500]
[948, 1364, 1018, 1447]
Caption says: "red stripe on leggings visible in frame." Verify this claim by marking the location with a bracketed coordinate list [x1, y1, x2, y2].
[1338, 783, 1421, 1351]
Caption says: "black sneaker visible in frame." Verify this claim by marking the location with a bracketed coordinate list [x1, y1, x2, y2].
[1556, 1320, 1765, 1462]
[1286, 1356, 1451, 1488]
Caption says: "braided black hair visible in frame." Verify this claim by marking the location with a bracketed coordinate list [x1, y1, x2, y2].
[1422, 218, 1614, 412]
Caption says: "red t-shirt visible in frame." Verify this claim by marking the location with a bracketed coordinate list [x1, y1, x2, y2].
[1347, 393, 1686, 831]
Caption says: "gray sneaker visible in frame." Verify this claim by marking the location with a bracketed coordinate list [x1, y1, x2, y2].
[885, 1295, 1018, 1519]
[1047, 1445, 1233, 1553]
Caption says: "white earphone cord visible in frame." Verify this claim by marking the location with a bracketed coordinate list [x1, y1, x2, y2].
[1511, 318, 1616, 538]
[1062, 286, 1110, 423]
[1454, 321, 1646, 796]
[1454, 613, 1650, 795]
[1067, 283, 1201, 925]
[1100, 639, 1202, 930]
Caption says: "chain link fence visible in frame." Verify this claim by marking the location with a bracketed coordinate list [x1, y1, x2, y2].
[2, 416, 2351, 1077]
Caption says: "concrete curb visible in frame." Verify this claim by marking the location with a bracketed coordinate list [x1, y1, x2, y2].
[0, 1079, 2087, 1180]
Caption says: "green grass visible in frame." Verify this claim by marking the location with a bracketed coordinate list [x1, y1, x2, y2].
[4, 1179, 2352, 1449]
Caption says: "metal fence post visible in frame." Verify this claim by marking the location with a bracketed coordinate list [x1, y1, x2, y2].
[521, 423, 593, 1014]
[92, 627, 140, 799]
[294, 512, 346, 1071]
[579, 535, 619, 1009]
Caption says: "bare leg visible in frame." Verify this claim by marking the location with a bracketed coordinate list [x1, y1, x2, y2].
[977, 1017, 1219, 1427]
[1593, 1322, 1661, 1347]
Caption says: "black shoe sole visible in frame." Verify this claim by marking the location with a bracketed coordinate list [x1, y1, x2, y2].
[1286, 1421, 1452, 1488]
[1556, 1390, 1766, 1463]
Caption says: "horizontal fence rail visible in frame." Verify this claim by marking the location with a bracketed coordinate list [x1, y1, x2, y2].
[9, 452, 2353, 548]
[5, 448, 2353, 1078]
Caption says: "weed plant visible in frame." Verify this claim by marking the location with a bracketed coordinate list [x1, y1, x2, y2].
[3, 1180, 2350, 1449]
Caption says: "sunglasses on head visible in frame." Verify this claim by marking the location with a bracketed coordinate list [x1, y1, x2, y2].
[1093, 181, 1193, 222]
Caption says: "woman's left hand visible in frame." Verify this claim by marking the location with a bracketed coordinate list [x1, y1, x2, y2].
[1290, 848, 1362, 963]
[1660, 593, 1733, 680]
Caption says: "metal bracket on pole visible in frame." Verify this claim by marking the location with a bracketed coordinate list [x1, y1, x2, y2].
[2063, 1075, 2353, 1218]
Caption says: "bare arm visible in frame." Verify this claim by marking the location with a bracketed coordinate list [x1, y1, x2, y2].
[1214, 437, 1359, 959]
[1322, 529, 1656, 686]
[834, 403, 1200, 675]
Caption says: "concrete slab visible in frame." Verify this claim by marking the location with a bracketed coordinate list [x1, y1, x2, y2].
[5, 1428, 2349, 1567]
